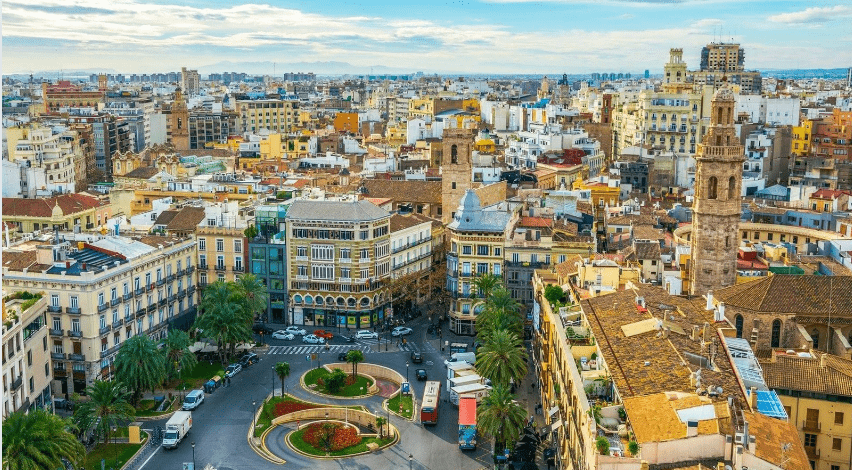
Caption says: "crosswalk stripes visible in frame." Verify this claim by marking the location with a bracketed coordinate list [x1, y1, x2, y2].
[422, 342, 437, 353]
[266, 344, 371, 356]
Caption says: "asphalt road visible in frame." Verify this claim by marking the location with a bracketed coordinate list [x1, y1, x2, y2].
[133, 317, 492, 470]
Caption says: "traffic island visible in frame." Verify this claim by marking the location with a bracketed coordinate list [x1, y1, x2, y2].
[301, 367, 376, 399]
[285, 421, 396, 458]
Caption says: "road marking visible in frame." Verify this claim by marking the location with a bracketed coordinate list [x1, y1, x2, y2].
[265, 345, 372, 355]
[136, 446, 160, 470]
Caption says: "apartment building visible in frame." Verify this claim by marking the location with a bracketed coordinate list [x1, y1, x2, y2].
[446, 190, 516, 335]
[2, 193, 112, 234]
[4, 123, 86, 196]
[504, 215, 554, 312]
[2, 292, 52, 417]
[197, 226, 246, 286]
[1, 233, 197, 396]
[389, 212, 438, 306]
[235, 99, 299, 135]
[285, 200, 392, 329]
[249, 203, 289, 323]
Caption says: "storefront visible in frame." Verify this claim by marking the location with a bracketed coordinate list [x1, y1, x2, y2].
[291, 294, 386, 329]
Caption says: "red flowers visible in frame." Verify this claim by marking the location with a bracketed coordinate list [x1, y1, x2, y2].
[274, 401, 321, 417]
[302, 422, 362, 451]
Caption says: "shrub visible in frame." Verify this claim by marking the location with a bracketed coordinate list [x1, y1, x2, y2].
[628, 440, 640, 457]
[595, 436, 610, 455]
[302, 422, 361, 451]
[325, 369, 347, 393]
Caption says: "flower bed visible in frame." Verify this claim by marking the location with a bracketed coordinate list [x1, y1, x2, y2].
[288, 424, 395, 457]
[274, 400, 322, 416]
[302, 423, 361, 451]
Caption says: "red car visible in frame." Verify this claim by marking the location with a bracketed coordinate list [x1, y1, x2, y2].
[313, 330, 334, 340]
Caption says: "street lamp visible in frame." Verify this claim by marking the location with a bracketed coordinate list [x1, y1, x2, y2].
[409, 453, 413, 470]
[406, 361, 409, 383]
[271, 366, 276, 397]
[191, 442, 196, 470]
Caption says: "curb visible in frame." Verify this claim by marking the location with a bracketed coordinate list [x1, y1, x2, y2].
[119, 432, 150, 470]
[248, 391, 286, 465]
[299, 368, 377, 400]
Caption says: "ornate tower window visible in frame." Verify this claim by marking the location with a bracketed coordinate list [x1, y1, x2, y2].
[707, 177, 717, 199]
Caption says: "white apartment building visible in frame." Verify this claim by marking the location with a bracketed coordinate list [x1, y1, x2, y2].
[4, 124, 85, 196]
[2, 292, 52, 417]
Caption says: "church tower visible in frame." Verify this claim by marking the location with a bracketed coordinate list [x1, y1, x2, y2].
[441, 128, 475, 225]
[663, 48, 689, 93]
[167, 87, 190, 151]
[689, 85, 744, 296]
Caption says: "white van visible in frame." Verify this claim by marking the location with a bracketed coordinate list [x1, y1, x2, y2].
[444, 352, 477, 367]
[182, 390, 204, 411]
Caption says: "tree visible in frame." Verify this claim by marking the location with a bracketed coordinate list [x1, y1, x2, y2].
[375, 416, 387, 438]
[274, 362, 291, 397]
[543, 284, 564, 305]
[477, 385, 527, 455]
[195, 281, 252, 366]
[595, 436, 610, 455]
[628, 440, 640, 457]
[345, 349, 365, 378]
[2, 409, 85, 470]
[163, 328, 197, 381]
[233, 274, 269, 324]
[472, 273, 501, 300]
[476, 329, 528, 388]
[73, 380, 135, 445]
[325, 368, 347, 393]
[115, 334, 166, 406]
[243, 224, 258, 239]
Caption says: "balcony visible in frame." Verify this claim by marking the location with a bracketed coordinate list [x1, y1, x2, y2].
[805, 446, 819, 459]
[168, 294, 176, 303]
[177, 268, 186, 277]
[68, 329, 83, 338]
[156, 279, 165, 287]
[97, 303, 108, 313]
[48, 305, 62, 313]
[110, 298, 121, 307]
[136, 308, 146, 317]
[215, 264, 226, 272]
[233, 266, 244, 273]
[166, 274, 175, 283]
[147, 304, 157, 313]
[135, 287, 145, 296]
[188, 286, 196, 295]
[158, 298, 167, 307]
[68, 353, 86, 362]
[123, 292, 133, 301]
[11, 376, 23, 391]
[177, 289, 186, 299]
[124, 315, 133, 324]
[112, 318, 124, 328]
[100, 345, 120, 359]
[66, 307, 81, 315]
[51, 352, 66, 360]
[802, 420, 821, 432]
[99, 325, 111, 335]
[187, 265, 195, 274]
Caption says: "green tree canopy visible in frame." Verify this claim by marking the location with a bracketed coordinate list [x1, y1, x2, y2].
[543, 284, 565, 305]
[195, 281, 252, 365]
[345, 349, 365, 378]
[477, 384, 527, 453]
[476, 329, 528, 388]
[164, 328, 198, 380]
[73, 380, 135, 444]
[233, 273, 269, 323]
[2, 409, 85, 470]
[114, 334, 166, 406]
[274, 362, 291, 397]
[472, 273, 501, 299]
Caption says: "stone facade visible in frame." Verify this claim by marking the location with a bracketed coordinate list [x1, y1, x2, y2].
[689, 86, 744, 296]
[441, 128, 475, 225]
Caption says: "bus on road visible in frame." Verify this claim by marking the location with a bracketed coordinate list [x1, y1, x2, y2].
[420, 380, 441, 425]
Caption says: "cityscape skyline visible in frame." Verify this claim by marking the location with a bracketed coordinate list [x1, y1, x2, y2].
[3, 0, 852, 75]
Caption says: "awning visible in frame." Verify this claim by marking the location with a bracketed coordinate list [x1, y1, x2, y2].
[549, 419, 563, 432]
[548, 406, 560, 418]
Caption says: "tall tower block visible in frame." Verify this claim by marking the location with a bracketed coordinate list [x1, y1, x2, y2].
[441, 128, 475, 225]
[689, 85, 744, 296]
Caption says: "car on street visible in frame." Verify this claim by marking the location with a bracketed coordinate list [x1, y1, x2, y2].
[415, 369, 428, 381]
[410, 351, 423, 363]
[338, 352, 350, 361]
[355, 329, 378, 339]
[313, 330, 334, 340]
[239, 353, 260, 368]
[391, 326, 413, 337]
[303, 334, 325, 344]
[284, 326, 307, 336]
[271, 330, 295, 340]
[252, 324, 273, 335]
[225, 363, 242, 378]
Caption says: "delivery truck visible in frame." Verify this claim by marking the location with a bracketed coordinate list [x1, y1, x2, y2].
[458, 396, 477, 450]
[162, 410, 192, 449]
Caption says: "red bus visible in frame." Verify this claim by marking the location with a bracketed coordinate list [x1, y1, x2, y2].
[420, 380, 441, 425]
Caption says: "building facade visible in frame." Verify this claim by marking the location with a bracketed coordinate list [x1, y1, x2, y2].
[235, 99, 298, 135]
[2, 292, 52, 417]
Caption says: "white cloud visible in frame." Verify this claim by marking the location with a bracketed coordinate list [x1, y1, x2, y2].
[767, 5, 852, 24]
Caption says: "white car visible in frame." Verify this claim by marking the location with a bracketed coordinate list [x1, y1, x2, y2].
[303, 334, 325, 344]
[285, 326, 307, 336]
[391, 327, 413, 337]
[271, 330, 294, 340]
[355, 330, 378, 339]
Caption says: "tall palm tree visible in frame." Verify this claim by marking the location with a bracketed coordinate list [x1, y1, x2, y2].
[476, 329, 528, 388]
[345, 349, 365, 378]
[233, 274, 269, 323]
[274, 362, 290, 397]
[477, 287, 523, 341]
[73, 380, 136, 444]
[472, 273, 501, 300]
[477, 384, 527, 456]
[163, 328, 198, 381]
[196, 281, 252, 365]
[2, 409, 85, 470]
[114, 334, 166, 406]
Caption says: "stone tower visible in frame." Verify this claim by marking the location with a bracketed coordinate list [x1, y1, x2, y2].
[663, 48, 689, 93]
[441, 128, 475, 225]
[167, 87, 190, 151]
[689, 85, 744, 296]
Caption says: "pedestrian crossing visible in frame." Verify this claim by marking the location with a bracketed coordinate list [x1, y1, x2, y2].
[266, 344, 371, 355]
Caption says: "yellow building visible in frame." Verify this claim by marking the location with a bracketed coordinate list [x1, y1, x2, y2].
[333, 112, 359, 133]
[2, 193, 112, 234]
[235, 99, 298, 135]
[793, 119, 814, 156]
[2, 292, 52, 416]
[196, 226, 247, 288]
[760, 350, 852, 470]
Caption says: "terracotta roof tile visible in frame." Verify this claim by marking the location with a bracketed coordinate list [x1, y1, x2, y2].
[714, 275, 852, 316]
[123, 166, 160, 179]
[519, 216, 553, 228]
[389, 212, 440, 232]
[1, 250, 37, 271]
[164, 207, 206, 232]
[748, 411, 810, 470]
[759, 352, 852, 396]
[2, 193, 105, 218]
[362, 180, 442, 204]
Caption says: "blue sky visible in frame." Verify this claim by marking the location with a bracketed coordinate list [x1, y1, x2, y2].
[3, 0, 851, 74]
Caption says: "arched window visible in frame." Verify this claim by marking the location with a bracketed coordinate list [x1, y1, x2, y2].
[811, 328, 820, 350]
[451, 144, 458, 164]
[716, 107, 723, 124]
[728, 176, 737, 200]
[771, 319, 781, 348]
[708, 176, 718, 200]
[735, 314, 743, 338]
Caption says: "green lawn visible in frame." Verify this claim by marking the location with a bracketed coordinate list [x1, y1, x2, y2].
[80, 440, 145, 470]
[254, 395, 364, 437]
[388, 394, 414, 419]
[288, 427, 394, 456]
[303, 368, 373, 397]
[163, 361, 225, 390]
[135, 396, 177, 417]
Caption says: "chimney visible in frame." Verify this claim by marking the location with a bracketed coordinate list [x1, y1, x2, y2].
[686, 420, 698, 437]
[749, 386, 758, 409]
[705, 290, 714, 310]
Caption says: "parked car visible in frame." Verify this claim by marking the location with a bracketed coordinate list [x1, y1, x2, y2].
[239, 353, 260, 368]
[313, 330, 334, 340]
[271, 330, 295, 340]
[410, 351, 423, 363]
[392, 326, 413, 337]
[284, 326, 307, 335]
[338, 352, 350, 361]
[252, 324, 273, 335]
[225, 363, 242, 378]
[415, 369, 428, 381]
[355, 329, 378, 339]
[182, 390, 204, 411]
[303, 334, 325, 344]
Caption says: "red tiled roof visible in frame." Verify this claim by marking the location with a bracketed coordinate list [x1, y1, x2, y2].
[2, 194, 105, 218]
[812, 189, 849, 199]
[519, 216, 553, 228]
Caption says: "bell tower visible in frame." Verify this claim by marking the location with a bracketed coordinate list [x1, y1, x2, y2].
[167, 87, 190, 151]
[689, 85, 744, 296]
[441, 128, 475, 224]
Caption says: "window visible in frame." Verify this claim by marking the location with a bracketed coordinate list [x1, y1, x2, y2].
[360, 248, 370, 260]
[198, 238, 206, 250]
[50, 294, 59, 307]
[297, 246, 307, 258]
[216, 239, 224, 252]
[477, 245, 489, 256]
[234, 239, 242, 252]
[804, 433, 817, 447]
[477, 263, 488, 275]
[832, 438, 841, 451]
[493, 263, 501, 276]
[494, 247, 501, 257]
[98, 292, 105, 306]
[836, 412, 844, 425]
[707, 176, 717, 199]
[462, 262, 471, 276]
[340, 248, 351, 259]
[312, 245, 334, 260]
[462, 245, 472, 255]
[297, 266, 308, 277]
[771, 319, 781, 348]
[71, 319, 80, 333]
[199, 254, 207, 268]
[812, 328, 820, 349]
[216, 255, 224, 269]
[735, 315, 743, 338]
[53, 317, 61, 331]
[112, 309, 118, 324]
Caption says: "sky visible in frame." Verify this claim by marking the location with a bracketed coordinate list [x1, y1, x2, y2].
[2, 0, 851, 75]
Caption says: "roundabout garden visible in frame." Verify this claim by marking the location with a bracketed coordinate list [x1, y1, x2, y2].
[287, 421, 395, 457]
[303, 367, 375, 397]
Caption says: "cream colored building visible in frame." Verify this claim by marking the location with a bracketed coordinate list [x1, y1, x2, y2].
[1, 234, 197, 396]
[197, 226, 246, 287]
[5, 123, 86, 195]
[389, 213, 437, 305]
[2, 292, 52, 417]
[235, 99, 298, 135]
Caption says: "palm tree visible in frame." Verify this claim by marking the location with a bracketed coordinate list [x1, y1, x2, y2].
[472, 273, 501, 299]
[114, 334, 166, 406]
[476, 329, 528, 388]
[73, 380, 136, 445]
[274, 362, 290, 397]
[476, 287, 523, 341]
[164, 328, 198, 382]
[345, 349, 365, 378]
[2, 409, 85, 470]
[477, 385, 527, 456]
[196, 281, 252, 365]
[233, 274, 269, 323]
